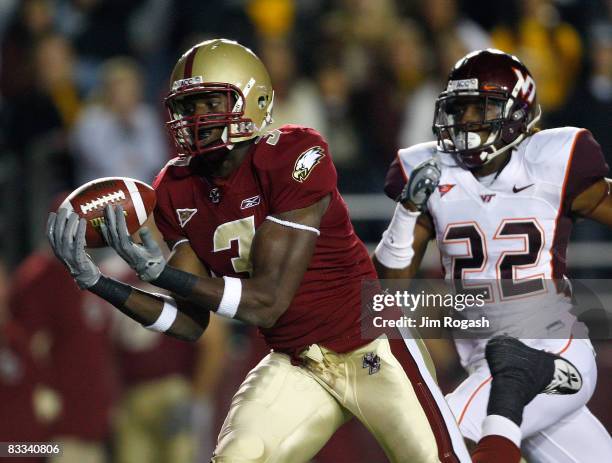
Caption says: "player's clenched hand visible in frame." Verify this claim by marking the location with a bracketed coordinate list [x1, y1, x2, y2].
[397, 158, 441, 212]
[46, 208, 101, 289]
[100, 204, 166, 282]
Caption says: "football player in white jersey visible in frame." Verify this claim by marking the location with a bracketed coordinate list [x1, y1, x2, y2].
[374, 49, 612, 463]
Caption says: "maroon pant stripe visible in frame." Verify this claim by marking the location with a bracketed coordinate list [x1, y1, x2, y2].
[389, 338, 461, 463]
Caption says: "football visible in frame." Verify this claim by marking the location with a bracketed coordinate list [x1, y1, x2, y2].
[60, 177, 156, 248]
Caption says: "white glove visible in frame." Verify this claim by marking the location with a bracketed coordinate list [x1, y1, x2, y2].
[100, 204, 166, 282]
[46, 208, 101, 289]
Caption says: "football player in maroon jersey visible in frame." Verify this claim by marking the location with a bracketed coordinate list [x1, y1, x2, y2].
[1, 258, 49, 463]
[47, 39, 472, 462]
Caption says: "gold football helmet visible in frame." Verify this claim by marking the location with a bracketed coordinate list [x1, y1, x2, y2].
[165, 39, 274, 156]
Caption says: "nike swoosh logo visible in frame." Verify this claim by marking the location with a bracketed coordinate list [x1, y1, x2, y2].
[513, 184, 534, 193]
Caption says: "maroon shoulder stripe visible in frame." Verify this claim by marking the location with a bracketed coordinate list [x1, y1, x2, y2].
[550, 130, 608, 278]
[384, 153, 409, 200]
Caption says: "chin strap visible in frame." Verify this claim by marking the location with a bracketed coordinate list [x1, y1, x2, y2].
[480, 105, 542, 165]
[221, 126, 234, 151]
[262, 91, 274, 129]
[223, 77, 261, 150]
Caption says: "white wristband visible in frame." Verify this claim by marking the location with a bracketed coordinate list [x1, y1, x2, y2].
[145, 295, 178, 332]
[217, 276, 242, 319]
[374, 203, 421, 269]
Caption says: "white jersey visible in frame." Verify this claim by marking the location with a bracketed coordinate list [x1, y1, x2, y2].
[387, 127, 608, 366]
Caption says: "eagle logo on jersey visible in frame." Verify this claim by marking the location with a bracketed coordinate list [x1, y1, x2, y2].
[292, 146, 325, 183]
[176, 208, 197, 227]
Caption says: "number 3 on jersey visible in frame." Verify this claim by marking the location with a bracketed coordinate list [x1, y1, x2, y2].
[213, 216, 256, 275]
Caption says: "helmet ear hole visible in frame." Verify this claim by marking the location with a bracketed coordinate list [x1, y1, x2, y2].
[499, 106, 526, 144]
[501, 120, 522, 144]
[258, 95, 267, 109]
[511, 109, 525, 121]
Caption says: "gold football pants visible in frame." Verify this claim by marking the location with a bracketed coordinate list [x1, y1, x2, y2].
[115, 375, 195, 463]
[212, 336, 464, 462]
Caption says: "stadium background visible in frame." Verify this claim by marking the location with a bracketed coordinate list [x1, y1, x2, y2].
[0, 0, 610, 462]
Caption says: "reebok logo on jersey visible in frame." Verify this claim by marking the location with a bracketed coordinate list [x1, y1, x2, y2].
[292, 146, 325, 183]
[513, 183, 534, 193]
[240, 195, 261, 209]
[176, 208, 197, 227]
[438, 184, 455, 197]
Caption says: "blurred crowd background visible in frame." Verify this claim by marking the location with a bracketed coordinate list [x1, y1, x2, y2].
[0, 0, 611, 462]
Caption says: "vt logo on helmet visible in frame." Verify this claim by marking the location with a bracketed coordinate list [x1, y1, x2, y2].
[165, 39, 275, 157]
[432, 49, 541, 169]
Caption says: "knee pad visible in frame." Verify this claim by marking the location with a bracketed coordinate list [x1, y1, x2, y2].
[212, 431, 266, 463]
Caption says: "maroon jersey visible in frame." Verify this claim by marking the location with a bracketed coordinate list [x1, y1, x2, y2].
[9, 252, 118, 441]
[101, 268, 198, 387]
[114, 310, 196, 387]
[115, 333, 196, 386]
[154, 125, 376, 355]
[0, 321, 48, 463]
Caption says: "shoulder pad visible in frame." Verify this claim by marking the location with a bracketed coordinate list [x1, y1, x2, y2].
[396, 141, 439, 178]
[254, 125, 328, 171]
[522, 127, 584, 166]
[385, 142, 441, 200]
[519, 127, 586, 185]
[152, 157, 193, 189]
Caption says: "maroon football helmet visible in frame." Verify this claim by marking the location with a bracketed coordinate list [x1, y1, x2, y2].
[433, 49, 541, 169]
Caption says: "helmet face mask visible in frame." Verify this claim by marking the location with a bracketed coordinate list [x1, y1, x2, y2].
[165, 39, 274, 157]
[166, 83, 256, 155]
[435, 92, 514, 169]
[433, 49, 540, 170]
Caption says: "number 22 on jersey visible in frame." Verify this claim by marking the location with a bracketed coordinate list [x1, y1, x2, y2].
[442, 218, 546, 302]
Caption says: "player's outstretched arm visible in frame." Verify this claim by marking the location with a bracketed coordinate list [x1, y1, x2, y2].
[235, 195, 330, 327]
[373, 158, 439, 279]
[373, 215, 434, 279]
[46, 209, 210, 342]
[103, 195, 330, 329]
[572, 178, 612, 226]
[119, 240, 212, 340]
